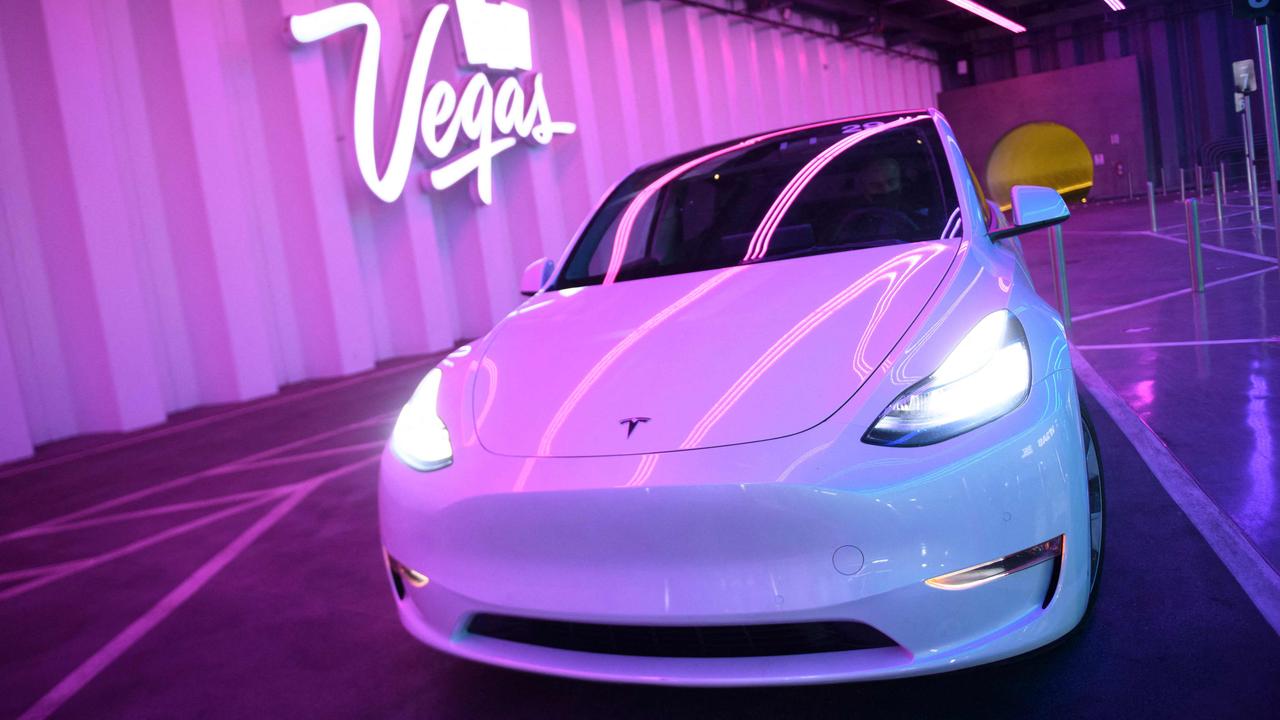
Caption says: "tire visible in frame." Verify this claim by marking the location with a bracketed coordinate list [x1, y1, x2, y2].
[1079, 398, 1105, 619]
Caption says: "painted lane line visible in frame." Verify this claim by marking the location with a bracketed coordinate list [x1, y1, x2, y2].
[1072, 348, 1280, 636]
[1065, 226, 1278, 261]
[1142, 231, 1277, 262]
[0, 491, 289, 602]
[1152, 207, 1258, 231]
[1073, 266, 1277, 323]
[207, 440, 386, 475]
[3, 486, 301, 541]
[0, 559, 90, 584]
[0, 355, 432, 480]
[16, 455, 378, 720]
[0, 412, 393, 541]
[1069, 227, 1277, 262]
[1078, 337, 1280, 350]
[214, 414, 394, 472]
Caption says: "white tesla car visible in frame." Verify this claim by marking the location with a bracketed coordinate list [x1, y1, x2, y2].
[379, 109, 1104, 685]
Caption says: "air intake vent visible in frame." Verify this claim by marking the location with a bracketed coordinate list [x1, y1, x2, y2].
[466, 614, 896, 658]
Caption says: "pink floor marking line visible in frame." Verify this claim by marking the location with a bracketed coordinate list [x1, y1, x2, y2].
[16, 455, 379, 720]
[205, 441, 386, 475]
[0, 355, 433, 480]
[0, 413, 394, 542]
[0, 560, 88, 584]
[1073, 266, 1277, 323]
[5, 486, 301, 541]
[1077, 337, 1280, 350]
[0, 490, 291, 602]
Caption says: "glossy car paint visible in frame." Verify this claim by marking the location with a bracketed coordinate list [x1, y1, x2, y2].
[378, 109, 1090, 685]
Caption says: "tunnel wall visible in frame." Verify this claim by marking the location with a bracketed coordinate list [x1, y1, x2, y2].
[937, 56, 1145, 203]
[0, 0, 940, 462]
[944, 2, 1274, 179]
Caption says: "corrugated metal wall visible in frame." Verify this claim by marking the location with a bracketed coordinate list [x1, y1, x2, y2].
[0, 0, 939, 463]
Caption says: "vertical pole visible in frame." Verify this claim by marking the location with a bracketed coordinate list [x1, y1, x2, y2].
[1196, 165, 1204, 198]
[1050, 225, 1071, 331]
[1245, 96, 1262, 226]
[1127, 172, 1133, 199]
[1255, 18, 1280, 256]
[1148, 180, 1158, 231]
[1161, 166, 1167, 195]
[1220, 161, 1228, 194]
[1213, 170, 1224, 225]
[1179, 168, 1186, 202]
[1185, 199, 1205, 293]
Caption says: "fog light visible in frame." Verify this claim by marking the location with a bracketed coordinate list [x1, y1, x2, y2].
[925, 535, 1063, 591]
[387, 553, 429, 591]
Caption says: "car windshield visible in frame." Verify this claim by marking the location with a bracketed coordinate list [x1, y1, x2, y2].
[554, 113, 960, 290]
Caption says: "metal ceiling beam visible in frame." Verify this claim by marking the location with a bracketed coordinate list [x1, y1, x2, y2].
[794, 0, 959, 46]
[665, 0, 940, 63]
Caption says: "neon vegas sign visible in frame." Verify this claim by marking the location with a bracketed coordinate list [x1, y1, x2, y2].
[288, 0, 576, 205]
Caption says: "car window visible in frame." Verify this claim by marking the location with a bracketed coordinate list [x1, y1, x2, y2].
[555, 115, 960, 289]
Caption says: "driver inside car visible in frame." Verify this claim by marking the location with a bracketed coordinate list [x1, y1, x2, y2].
[854, 156, 907, 208]
[833, 155, 929, 241]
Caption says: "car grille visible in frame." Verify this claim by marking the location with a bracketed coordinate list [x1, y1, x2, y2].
[465, 614, 897, 658]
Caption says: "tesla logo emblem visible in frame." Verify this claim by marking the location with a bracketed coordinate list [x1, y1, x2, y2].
[619, 417, 650, 438]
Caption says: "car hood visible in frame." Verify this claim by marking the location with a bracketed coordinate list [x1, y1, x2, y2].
[473, 242, 957, 457]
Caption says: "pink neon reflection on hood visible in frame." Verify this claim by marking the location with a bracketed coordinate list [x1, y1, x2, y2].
[681, 243, 949, 450]
[534, 267, 747, 456]
[475, 241, 957, 458]
[621, 243, 949, 487]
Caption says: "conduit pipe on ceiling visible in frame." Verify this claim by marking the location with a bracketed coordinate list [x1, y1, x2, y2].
[662, 0, 940, 65]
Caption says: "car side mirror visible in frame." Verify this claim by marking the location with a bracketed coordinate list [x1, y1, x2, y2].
[519, 257, 554, 296]
[989, 185, 1069, 241]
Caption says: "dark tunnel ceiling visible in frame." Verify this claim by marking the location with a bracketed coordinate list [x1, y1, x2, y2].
[740, 0, 1189, 51]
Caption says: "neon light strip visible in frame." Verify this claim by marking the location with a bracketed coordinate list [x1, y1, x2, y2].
[1103, 0, 1126, 11]
[946, 0, 1026, 33]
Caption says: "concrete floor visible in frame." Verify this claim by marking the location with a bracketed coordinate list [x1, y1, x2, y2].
[3, 196, 1280, 718]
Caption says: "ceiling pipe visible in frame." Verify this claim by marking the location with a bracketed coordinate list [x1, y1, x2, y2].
[661, 0, 940, 65]
[796, 0, 959, 47]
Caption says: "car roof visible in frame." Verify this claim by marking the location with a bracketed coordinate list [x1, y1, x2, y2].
[632, 108, 940, 177]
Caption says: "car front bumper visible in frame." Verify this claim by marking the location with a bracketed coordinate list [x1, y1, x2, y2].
[378, 371, 1091, 685]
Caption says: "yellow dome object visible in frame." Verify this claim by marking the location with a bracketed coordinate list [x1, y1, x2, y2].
[986, 122, 1093, 211]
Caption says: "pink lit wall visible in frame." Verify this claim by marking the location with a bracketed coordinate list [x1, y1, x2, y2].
[0, 0, 939, 463]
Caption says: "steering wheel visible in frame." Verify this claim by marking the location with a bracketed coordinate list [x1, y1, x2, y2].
[831, 206, 921, 243]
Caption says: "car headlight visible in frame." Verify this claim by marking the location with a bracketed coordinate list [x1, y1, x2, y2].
[390, 368, 453, 471]
[863, 310, 1030, 447]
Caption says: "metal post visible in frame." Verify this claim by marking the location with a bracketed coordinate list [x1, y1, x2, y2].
[1213, 170, 1224, 225]
[1148, 181, 1158, 231]
[1185, 199, 1205, 293]
[1161, 167, 1167, 196]
[1255, 18, 1280, 256]
[1196, 165, 1204, 198]
[1220, 161, 1228, 194]
[1245, 96, 1262, 226]
[1049, 225, 1071, 331]
[1179, 168, 1185, 202]
[1127, 172, 1133, 199]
